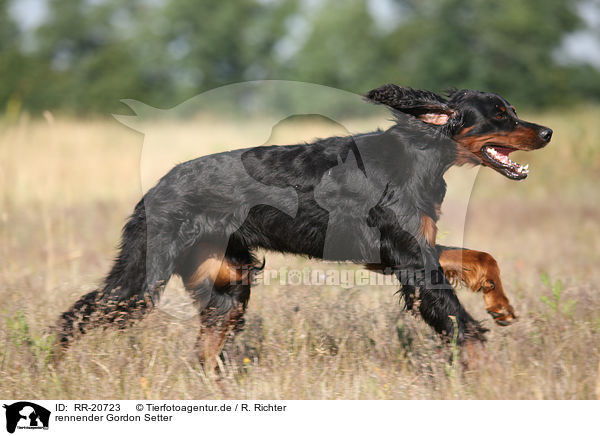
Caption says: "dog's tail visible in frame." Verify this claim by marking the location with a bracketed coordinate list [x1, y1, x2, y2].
[55, 197, 172, 350]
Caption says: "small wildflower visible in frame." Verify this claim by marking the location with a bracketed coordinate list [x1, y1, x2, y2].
[140, 376, 148, 390]
[243, 357, 251, 365]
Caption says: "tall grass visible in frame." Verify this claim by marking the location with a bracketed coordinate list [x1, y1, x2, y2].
[0, 109, 599, 399]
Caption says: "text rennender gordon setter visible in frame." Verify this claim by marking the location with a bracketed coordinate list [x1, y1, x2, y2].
[56, 84, 552, 367]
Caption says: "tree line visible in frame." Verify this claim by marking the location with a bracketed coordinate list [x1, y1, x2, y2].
[1, 0, 599, 116]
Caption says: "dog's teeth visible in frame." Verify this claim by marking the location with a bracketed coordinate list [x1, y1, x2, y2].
[524, 164, 529, 170]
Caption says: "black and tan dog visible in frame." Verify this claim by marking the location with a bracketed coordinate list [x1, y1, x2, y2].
[56, 84, 552, 367]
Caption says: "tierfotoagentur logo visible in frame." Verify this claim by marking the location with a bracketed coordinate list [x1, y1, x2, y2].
[2, 402, 50, 434]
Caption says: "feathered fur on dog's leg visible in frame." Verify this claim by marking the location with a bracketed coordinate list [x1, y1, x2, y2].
[55, 198, 174, 351]
[390, 239, 488, 350]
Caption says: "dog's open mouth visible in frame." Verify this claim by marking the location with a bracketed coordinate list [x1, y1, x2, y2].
[481, 145, 529, 180]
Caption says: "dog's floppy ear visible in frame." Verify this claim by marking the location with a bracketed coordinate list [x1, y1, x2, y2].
[365, 84, 455, 125]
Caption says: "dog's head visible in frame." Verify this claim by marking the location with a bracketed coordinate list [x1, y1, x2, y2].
[365, 84, 552, 180]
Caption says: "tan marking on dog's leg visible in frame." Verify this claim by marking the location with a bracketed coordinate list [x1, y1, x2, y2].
[419, 214, 437, 247]
[196, 303, 246, 372]
[184, 257, 245, 290]
[196, 323, 230, 372]
[439, 248, 517, 326]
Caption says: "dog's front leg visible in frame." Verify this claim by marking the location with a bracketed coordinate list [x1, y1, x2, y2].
[436, 245, 517, 326]
[378, 233, 488, 347]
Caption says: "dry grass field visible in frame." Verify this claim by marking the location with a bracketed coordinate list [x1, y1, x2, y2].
[1, 108, 599, 399]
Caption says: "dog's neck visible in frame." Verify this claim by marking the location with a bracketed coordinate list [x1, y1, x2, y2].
[352, 127, 453, 220]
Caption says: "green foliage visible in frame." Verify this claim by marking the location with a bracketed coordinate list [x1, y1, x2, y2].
[445, 315, 460, 380]
[1, 0, 599, 115]
[0, 0, 26, 116]
[6, 309, 31, 347]
[396, 324, 414, 356]
[5, 310, 55, 364]
[282, 0, 386, 90]
[540, 273, 577, 318]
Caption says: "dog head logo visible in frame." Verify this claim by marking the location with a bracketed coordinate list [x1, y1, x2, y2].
[3, 402, 50, 433]
[112, 81, 394, 319]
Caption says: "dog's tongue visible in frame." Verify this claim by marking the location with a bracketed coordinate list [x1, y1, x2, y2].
[491, 147, 512, 164]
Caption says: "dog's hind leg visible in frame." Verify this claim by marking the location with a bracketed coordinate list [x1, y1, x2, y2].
[178, 243, 255, 371]
[55, 197, 186, 353]
[194, 283, 250, 372]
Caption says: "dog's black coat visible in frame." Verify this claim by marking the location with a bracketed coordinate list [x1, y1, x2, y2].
[58, 85, 552, 356]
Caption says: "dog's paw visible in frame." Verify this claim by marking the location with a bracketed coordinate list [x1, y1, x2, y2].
[487, 304, 518, 326]
[460, 339, 489, 371]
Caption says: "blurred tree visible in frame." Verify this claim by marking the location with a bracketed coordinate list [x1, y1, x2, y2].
[273, 0, 598, 106]
[34, 0, 161, 114]
[280, 0, 387, 90]
[0, 0, 18, 58]
[1, 0, 599, 114]
[27, 0, 299, 113]
[0, 0, 29, 117]
[386, 0, 586, 106]
[157, 0, 298, 97]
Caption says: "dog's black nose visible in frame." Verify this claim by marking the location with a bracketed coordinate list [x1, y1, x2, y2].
[539, 128, 553, 142]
